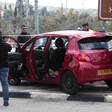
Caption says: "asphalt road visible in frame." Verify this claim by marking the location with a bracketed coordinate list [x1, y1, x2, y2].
[0, 98, 112, 112]
[0, 80, 112, 102]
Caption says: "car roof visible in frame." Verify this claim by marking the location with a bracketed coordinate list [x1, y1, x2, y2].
[41, 30, 110, 41]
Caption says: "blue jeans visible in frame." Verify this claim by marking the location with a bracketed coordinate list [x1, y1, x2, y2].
[0, 67, 9, 103]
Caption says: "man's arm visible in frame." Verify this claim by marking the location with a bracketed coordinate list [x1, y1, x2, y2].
[2, 41, 12, 52]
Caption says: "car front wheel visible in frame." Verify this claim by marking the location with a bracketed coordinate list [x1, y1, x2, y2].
[61, 71, 80, 94]
[8, 78, 21, 85]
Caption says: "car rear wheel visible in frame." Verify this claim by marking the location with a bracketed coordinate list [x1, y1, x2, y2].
[104, 80, 112, 88]
[61, 71, 80, 94]
[8, 78, 21, 85]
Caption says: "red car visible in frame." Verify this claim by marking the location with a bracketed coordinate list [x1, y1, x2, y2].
[3, 30, 112, 94]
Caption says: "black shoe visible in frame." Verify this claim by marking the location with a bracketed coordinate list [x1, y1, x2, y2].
[4, 102, 9, 106]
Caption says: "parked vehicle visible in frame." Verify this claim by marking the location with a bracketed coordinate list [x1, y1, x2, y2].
[3, 30, 112, 94]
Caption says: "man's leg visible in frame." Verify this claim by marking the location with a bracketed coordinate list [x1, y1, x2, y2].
[0, 68, 9, 104]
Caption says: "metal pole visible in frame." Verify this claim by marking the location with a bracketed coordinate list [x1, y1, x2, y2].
[66, 0, 67, 13]
[20, 0, 23, 16]
[35, 0, 39, 35]
[82, 2, 84, 12]
[0, 10, 1, 28]
[26, 0, 29, 17]
[103, 21, 106, 33]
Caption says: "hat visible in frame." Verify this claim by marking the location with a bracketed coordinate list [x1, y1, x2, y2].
[82, 21, 89, 26]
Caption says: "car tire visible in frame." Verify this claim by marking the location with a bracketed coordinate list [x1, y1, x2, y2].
[104, 80, 112, 88]
[8, 78, 21, 85]
[61, 71, 80, 94]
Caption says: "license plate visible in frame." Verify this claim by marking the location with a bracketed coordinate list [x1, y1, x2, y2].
[98, 69, 112, 75]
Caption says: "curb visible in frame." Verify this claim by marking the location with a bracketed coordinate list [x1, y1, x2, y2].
[67, 94, 105, 102]
[0, 91, 30, 99]
[104, 96, 112, 103]
[30, 92, 69, 101]
[1, 91, 112, 103]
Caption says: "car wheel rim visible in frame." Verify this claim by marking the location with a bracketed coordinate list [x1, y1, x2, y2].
[64, 77, 73, 89]
[9, 79, 15, 84]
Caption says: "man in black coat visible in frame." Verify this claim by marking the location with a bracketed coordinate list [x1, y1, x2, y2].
[17, 25, 31, 44]
[0, 31, 12, 106]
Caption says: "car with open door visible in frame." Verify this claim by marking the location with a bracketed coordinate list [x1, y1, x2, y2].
[3, 30, 112, 94]
[2, 36, 22, 85]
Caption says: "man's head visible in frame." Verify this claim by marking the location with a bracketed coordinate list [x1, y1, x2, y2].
[21, 25, 27, 33]
[82, 21, 89, 31]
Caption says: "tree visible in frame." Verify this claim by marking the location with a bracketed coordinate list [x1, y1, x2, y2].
[41, 7, 48, 16]
[4, 4, 7, 9]
[3, 10, 13, 21]
[67, 8, 74, 16]
[1, 7, 112, 35]
[0, 5, 2, 10]
[16, 0, 25, 17]
[29, 5, 34, 16]
[14, 7, 17, 17]
[9, 4, 12, 10]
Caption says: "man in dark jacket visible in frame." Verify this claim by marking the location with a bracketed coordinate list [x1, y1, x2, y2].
[0, 31, 12, 106]
[17, 25, 31, 44]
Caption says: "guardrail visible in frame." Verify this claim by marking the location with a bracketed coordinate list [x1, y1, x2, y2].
[3, 35, 37, 40]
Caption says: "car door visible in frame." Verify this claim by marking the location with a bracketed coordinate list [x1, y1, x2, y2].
[26, 36, 48, 79]
[2, 36, 22, 78]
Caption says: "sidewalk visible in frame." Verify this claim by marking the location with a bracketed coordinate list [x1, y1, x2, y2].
[0, 81, 112, 102]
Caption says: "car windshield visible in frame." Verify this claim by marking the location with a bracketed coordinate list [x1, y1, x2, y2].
[78, 36, 112, 50]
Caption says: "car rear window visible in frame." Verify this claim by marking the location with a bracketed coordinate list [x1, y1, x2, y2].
[78, 36, 112, 50]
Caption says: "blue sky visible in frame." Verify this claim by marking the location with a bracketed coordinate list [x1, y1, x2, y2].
[0, 0, 98, 9]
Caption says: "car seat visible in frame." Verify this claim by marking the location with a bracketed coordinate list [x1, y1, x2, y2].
[49, 38, 66, 71]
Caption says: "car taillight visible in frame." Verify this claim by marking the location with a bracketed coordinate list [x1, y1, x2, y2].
[74, 53, 90, 62]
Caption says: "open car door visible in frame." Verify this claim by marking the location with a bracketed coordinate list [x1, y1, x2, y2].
[25, 36, 48, 80]
[2, 36, 22, 78]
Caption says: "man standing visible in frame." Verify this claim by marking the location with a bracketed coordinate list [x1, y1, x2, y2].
[82, 21, 93, 31]
[17, 25, 31, 44]
[0, 31, 12, 106]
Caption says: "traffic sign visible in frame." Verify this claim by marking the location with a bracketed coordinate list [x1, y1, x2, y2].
[98, 0, 112, 21]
